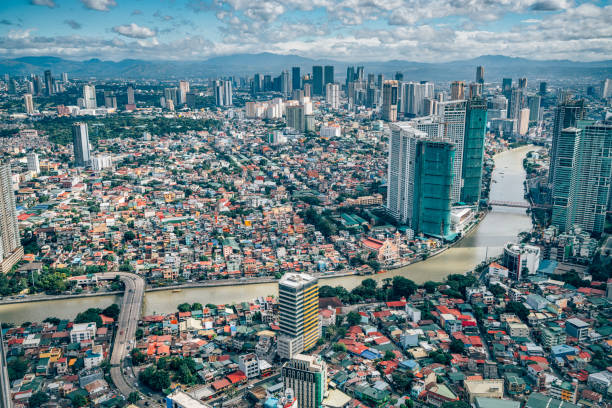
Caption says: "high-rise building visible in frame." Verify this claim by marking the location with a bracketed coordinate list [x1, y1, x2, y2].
[33, 75, 43, 96]
[178, 80, 190, 105]
[552, 121, 612, 235]
[324, 65, 334, 90]
[252, 73, 262, 94]
[312, 66, 324, 96]
[469, 83, 482, 99]
[602, 78, 612, 99]
[277, 273, 320, 359]
[281, 70, 292, 97]
[103, 91, 117, 109]
[325, 83, 339, 110]
[476, 66, 485, 84]
[223, 80, 232, 106]
[518, 77, 527, 89]
[461, 98, 488, 204]
[451, 81, 465, 100]
[83, 84, 96, 109]
[0, 161, 23, 274]
[386, 123, 455, 237]
[539, 81, 548, 96]
[549, 99, 587, 185]
[508, 88, 523, 119]
[214, 80, 224, 106]
[395, 71, 404, 82]
[27, 152, 40, 174]
[24, 93, 34, 115]
[402, 82, 434, 117]
[527, 95, 541, 124]
[127, 85, 135, 105]
[286, 105, 305, 133]
[438, 100, 467, 203]
[44, 69, 53, 96]
[382, 80, 399, 122]
[292, 67, 301, 91]
[282, 354, 327, 408]
[377, 74, 384, 90]
[517, 108, 530, 136]
[346, 66, 355, 89]
[356, 66, 364, 82]
[502, 78, 512, 98]
[61, 72, 68, 83]
[72, 122, 91, 167]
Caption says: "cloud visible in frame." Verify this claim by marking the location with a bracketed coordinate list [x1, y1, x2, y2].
[112, 23, 157, 39]
[0, 20, 13, 26]
[29, 0, 57, 8]
[530, 0, 571, 11]
[521, 18, 541, 23]
[64, 20, 82, 30]
[131, 10, 143, 15]
[80, 0, 117, 11]
[153, 11, 174, 22]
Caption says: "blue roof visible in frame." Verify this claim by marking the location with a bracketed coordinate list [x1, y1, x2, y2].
[537, 260, 558, 275]
[360, 349, 381, 360]
[551, 344, 577, 356]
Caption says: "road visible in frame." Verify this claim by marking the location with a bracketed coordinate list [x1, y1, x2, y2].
[99, 272, 154, 404]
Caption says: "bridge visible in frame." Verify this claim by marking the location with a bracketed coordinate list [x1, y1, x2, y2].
[489, 200, 552, 210]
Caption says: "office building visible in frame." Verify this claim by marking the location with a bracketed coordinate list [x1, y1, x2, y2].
[552, 121, 612, 235]
[402, 81, 434, 117]
[502, 78, 512, 98]
[178, 80, 190, 105]
[382, 80, 399, 122]
[72, 122, 91, 167]
[602, 78, 612, 99]
[476, 66, 485, 84]
[461, 98, 488, 204]
[438, 100, 468, 204]
[518, 77, 527, 89]
[24, 93, 34, 115]
[282, 354, 327, 408]
[312, 66, 323, 96]
[127, 85, 135, 106]
[44, 69, 53, 96]
[527, 95, 541, 124]
[508, 88, 523, 119]
[103, 91, 117, 109]
[502, 243, 541, 280]
[549, 99, 586, 185]
[517, 108, 530, 136]
[324, 65, 334, 90]
[83, 84, 96, 109]
[164, 87, 178, 105]
[0, 161, 23, 274]
[223, 80, 232, 106]
[291, 66, 301, 91]
[387, 123, 455, 238]
[286, 105, 305, 133]
[325, 83, 339, 109]
[27, 152, 40, 174]
[277, 273, 320, 359]
[281, 70, 292, 96]
[469, 82, 482, 99]
[539, 81, 547, 96]
[451, 81, 465, 100]
[565, 318, 589, 342]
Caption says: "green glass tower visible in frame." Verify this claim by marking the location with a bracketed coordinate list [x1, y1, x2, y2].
[413, 140, 456, 238]
[461, 98, 488, 204]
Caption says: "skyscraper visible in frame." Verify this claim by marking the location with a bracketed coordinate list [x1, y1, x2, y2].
[164, 87, 178, 105]
[325, 83, 339, 109]
[312, 66, 323, 96]
[127, 85, 135, 106]
[292, 67, 301, 91]
[395, 71, 404, 82]
[24, 93, 34, 115]
[223, 80, 232, 106]
[72, 122, 91, 167]
[382, 80, 399, 122]
[539, 81, 548, 96]
[27, 152, 40, 174]
[277, 273, 320, 359]
[468, 82, 482, 99]
[214, 80, 224, 106]
[527, 95, 541, 124]
[517, 108, 530, 136]
[402, 82, 434, 117]
[252, 73, 262, 94]
[83, 84, 96, 109]
[282, 354, 327, 408]
[451, 81, 465, 100]
[461, 98, 488, 204]
[178, 80, 190, 105]
[281, 70, 292, 96]
[518, 77, 527, 89]
[552, 121, 612, 235]
[438, 100, 467, 203]
[0, 161, 23, 274]
[286, 105, 305, 133]
[549, 99, 587, 185]
[61, 72, 68, 83]
[324, 65, 334, 90]
[602, 78, 612, 99]
[44, 69, 53, 96]
[502, 78, 512, 99]
[386, 123, 455, 237]
[476, 66, 485, 84]
[508, 88, 523, 119]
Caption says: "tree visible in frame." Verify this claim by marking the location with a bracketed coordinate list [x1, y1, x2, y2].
[346, 311, 361, 326]
[333, 342, 347, 352]
[422, 281, 439, 294]
[102, 304, 120, 319]
[127, 392, 141, 404]
[489, 284, 506, 297]
[191, 302, 202, 311]
[7, 357, 28, 381]
[449, 338, 465, 354]
[131, 349, 146, 365]
[29, 392, 50, 407]
[177, 303, 191, 313]
[392, 371, 413, 392]
[384, 350, 396, 361]
[74, 308, 102, 327]
[123, 230, 136, 242]
[505, 301, 529, 321]
[71, 394, 87, 408]
[392, 276, 418, 299]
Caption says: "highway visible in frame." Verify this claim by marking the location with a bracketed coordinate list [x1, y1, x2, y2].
[99, 272, 153, 404]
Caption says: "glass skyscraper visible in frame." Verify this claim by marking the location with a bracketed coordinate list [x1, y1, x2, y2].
[461, 98, 488, 204]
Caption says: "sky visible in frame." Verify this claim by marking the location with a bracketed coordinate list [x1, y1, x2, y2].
[0, 0, 610, 62]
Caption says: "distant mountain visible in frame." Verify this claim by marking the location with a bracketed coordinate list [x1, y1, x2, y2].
[0, 53, 610, 82]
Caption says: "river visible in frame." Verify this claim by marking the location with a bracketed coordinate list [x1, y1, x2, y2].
[0, 145, 534, 324]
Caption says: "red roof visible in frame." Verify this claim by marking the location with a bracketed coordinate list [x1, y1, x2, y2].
[227, 370, 247, 384]
[212, 378, 231, 390]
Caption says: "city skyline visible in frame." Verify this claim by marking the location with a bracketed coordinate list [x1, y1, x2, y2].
[0, 1, 610, 62]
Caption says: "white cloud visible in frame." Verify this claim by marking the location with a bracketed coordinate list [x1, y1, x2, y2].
[30, 0, 57, 8]
[80, 0, 117, 12]
[112, 23, 157, 39]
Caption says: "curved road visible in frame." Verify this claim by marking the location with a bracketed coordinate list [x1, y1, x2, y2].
[99, 272, 145, 399]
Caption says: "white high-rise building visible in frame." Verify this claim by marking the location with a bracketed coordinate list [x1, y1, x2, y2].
[325, 83, 339, 109]
[602, 78, 612, 99]
[83, 84, 96, 109]
[402, 81, 434, 117]
[0, 161, 23, 273]
[214, 80, 224, 106]
[178, 80, 190, 105]
[26, 152, 40, 174]
[517, 108, 530, 136]
[91, 155, 112, 172]
[24, 93, 34, 115]
[223, 80, 232, 106]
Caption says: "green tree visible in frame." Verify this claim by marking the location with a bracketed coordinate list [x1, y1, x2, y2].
[74, 308, 102, 326]
[29, 392, 50, 407]
[384, 350, 396, 360]
[346, 311, 361, 326]
[131, 349, 146, 365]
[71, 394, 87, 408]
[7, 357, 28, 381]
[392, 276, 418, 299]
[123, 230, 136, 242]
[191, 302, 202, 311]
[505, 301, 529, 321]
[127, 392, 141, 404]
[102, 304, 120, 319]
[177, 303, 191, 312]
[449, 338, 465, 354]
[333, 342, 347, 352]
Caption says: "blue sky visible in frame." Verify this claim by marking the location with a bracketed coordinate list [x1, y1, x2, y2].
[0, 0, 610, 61]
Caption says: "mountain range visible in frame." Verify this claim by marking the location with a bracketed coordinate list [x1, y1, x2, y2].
[1, 53, 611, 82]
